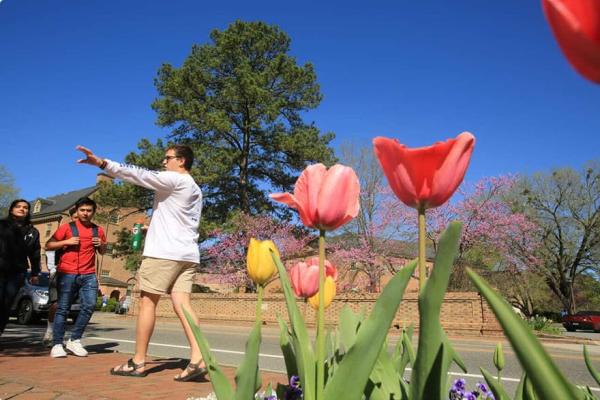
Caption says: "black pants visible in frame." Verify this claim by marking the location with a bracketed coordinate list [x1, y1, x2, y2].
[0, 271, 25, 334]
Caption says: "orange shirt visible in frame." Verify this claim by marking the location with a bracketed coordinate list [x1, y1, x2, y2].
[52, 220, 106, 275]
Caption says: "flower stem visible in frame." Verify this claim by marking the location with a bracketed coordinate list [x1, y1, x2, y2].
[255, 285, 263, 324]
[316, 229, 326, 400]
[418, 208, 426, 291]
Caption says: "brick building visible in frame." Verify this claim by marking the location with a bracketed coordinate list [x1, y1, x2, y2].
[30, 173, 144, 300]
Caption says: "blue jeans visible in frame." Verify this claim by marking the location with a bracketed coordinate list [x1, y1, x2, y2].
[53, 273, 98, 345]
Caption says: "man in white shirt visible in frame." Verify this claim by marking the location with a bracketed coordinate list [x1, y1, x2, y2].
[76, 144, 206, 381]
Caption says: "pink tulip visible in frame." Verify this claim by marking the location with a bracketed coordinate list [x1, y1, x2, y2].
[373, 132, 475, 210]
[542, 0, 600, 83]
[270, 164, 360, 231]
[289, 257, 338, 298]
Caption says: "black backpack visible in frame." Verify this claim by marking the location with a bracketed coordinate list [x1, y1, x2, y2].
[55, 222, 99, 267]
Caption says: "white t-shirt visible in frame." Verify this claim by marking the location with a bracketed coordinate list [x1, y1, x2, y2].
[104, 160, 202, 263]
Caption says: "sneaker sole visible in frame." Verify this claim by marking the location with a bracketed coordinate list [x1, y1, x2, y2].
[66, 349, 88, 357]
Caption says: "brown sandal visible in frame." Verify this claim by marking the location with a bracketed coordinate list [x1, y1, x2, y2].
[110, 358, 148, 378]
[174, 362, 207, 382]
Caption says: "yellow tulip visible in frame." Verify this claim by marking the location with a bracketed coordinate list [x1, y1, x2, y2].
[308, 276, 336, 310]
[246, 238, 280, 286]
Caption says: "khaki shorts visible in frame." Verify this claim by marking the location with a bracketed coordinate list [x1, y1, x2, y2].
[138, 257, 198, 294]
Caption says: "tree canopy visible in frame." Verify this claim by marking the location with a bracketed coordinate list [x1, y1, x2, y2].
[151, 20, 336, 225]
[512, 161, 600, 313]
[0, 165, 19, 217]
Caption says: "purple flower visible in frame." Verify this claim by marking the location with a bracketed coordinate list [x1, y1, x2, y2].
[290, 375, 301, 389]
[476, 382, 489, 394]
[464, 392, 477, 400]
[452, 379, 466, 392]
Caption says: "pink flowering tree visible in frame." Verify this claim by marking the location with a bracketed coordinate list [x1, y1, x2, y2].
[203, 212, 314, 290]
[331, 144, 413, 292]
[415, 175, 543, 312]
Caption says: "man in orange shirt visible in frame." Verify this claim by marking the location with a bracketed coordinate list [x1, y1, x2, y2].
[45, 197, 106, 358]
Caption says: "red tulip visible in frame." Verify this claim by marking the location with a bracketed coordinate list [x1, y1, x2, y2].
[373, 132, 475, 210]
[270, 164, 360, 231]
[289, 257, 338, 298]
[542, 0, 600, 83]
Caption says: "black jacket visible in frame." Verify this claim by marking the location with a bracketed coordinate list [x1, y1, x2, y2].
[0, 219, 40, 276]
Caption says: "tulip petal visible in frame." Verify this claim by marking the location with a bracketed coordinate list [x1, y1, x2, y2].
[270, 192, 315, 228]
[374, 133, 475, 210]
[247, 239, 279, 286]
[305, 257, 338, 280]
[315, 164, 361, 230]
[373, 137, 421, 208]
[294, 164, 328, 226]
[308, 276, 336, 310]
[543, 0, 600, 83]
[428, 132, 475, 208]
[289, 262, 320, 298]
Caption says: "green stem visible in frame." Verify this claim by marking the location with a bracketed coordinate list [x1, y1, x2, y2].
[316, 229, 326, 400]
[256, 285, 263, 324]
[418, 208, 427, 291]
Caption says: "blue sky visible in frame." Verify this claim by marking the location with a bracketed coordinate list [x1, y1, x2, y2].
[1, 0, 599, 201]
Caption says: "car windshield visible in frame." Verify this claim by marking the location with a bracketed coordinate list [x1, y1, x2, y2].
[28, 272, 50, 286]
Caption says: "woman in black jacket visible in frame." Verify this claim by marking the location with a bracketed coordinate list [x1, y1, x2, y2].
[0, 199, 41, 334]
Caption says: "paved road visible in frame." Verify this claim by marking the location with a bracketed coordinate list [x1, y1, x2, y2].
[5, 313, 600, 396]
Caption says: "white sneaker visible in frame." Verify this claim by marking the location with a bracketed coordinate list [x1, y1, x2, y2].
[50, 344, 67, 358]
[66, 339, 88, 357]
[42, 330, 53, 348]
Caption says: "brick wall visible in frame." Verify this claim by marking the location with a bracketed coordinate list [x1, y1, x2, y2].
[128, 291, 503, 336]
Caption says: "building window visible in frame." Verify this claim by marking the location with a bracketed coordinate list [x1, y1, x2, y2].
[101, 270, 110, 277]
[108, 211, 120, 225]
[33, 201, 42, 214]
[45, 223, 52, 237]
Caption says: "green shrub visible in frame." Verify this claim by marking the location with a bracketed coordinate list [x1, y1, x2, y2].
[526, 315, 562, 335]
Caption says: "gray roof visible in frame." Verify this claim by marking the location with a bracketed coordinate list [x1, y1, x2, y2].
[99, 276, 129, 287]
[31, 185, 98, 220]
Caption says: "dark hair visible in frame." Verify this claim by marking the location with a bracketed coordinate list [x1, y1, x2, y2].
[168, 144, 194, 171]
[8, 199, 31, 224]
[74, 197, 97, 212]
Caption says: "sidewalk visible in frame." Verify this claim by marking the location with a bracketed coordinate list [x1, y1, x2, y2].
[0, 329, 286, 400]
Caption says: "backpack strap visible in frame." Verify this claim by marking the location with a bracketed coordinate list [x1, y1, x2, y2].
[69, 221, 79, 237]
[69, 221, 98, 238]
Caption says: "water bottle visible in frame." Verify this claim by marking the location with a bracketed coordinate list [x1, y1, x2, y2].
[131, 219, 144, 251]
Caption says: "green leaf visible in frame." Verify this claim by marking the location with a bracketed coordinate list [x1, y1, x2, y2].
[523, 374, 538, 400]
[365, 342, 402, 400]
[271, 250, 316, 400]
[584, 345, 600, 387]
[233, 319, 262, 400]
[514, 373, 526, 400]
[467, 268, 584, 400]
[410, 221, 463, 400]
[394, 325, 415, 376]
[322, 261, 416, 400]
[338, 305, 363, 351]
[480, 367, 511, 400]
[277, 316, 298, 380]
[183, 307, 234, 400]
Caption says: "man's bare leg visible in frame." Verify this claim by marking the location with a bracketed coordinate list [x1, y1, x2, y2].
[171, 291, 204, 378]
[112, 291, 160, 372]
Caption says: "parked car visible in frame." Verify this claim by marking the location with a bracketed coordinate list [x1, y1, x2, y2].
[562, 311, 600, 332]
[10, 272, 80, 324]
